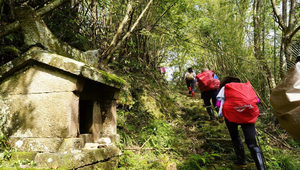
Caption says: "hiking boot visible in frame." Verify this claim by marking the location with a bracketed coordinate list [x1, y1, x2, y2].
[232, 139, 247, 168]
[188, 87, 191, 91]
[249, 145, 265, 170]
[192, 92, 195, 97]
[206, 106, 215, 120]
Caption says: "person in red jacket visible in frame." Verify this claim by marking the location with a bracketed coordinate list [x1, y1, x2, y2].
[196, 68, 220, 120]
[217, 76, 265, 170]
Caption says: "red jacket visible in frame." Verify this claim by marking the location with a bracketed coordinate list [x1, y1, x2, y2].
[223, 81, 259, 124]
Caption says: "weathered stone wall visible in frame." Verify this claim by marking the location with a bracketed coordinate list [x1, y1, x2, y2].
[0, 48, 124, 153]
[0, 65, 81, 138]
[0, 64, 84, 94]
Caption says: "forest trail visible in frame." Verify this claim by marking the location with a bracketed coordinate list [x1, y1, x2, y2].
[176, 89, 260, 170]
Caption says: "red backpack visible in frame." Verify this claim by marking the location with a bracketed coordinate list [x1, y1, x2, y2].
[222, 81, 259, 124]
[196, 70, 220, 92]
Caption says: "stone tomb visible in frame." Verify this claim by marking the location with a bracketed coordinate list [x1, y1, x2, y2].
[0, 48, 124, 169]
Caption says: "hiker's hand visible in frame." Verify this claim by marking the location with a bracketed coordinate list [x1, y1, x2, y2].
[219, 117, 224, 123]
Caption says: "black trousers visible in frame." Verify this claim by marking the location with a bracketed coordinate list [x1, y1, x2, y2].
[186, 79, 195, 92]
[225, 119, 258, 148]
[201, 89, 218, 107]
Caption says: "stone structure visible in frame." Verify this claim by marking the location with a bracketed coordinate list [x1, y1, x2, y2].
[0, 47, 125, 168]
[0, 5, 125, 169]
[0, 47, 124, 168]
[0, 47, 124, 151]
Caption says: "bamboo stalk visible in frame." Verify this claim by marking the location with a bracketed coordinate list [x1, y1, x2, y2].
[258, 130, 292, 150]
[138, 134, 153, 154]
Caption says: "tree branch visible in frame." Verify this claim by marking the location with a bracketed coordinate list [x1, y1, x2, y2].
[0, 0, 72, 39]
[0, 21, 21, 39]
[104, 0, 154, 63]
[101, 0, 133, 57]
[149, 3, 175, 32]
[36, 0, 71, 16]
[289, 25, 300, 39]
[270, 0, 286, 30]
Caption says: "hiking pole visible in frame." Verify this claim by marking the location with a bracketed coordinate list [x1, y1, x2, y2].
[255, 130, 267, 170]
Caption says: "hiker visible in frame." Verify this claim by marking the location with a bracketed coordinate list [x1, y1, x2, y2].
[157, 66, 167, 83]
[158, 66, 166, 76]
[161, 66, 166, 76]
[270, 54, 300, 140]
[217, 76, 265, 170]
[196, 68, 220, 120]
[184, 68, 196, 97]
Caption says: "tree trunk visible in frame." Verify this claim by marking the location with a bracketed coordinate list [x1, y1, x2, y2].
[101, 0, 153, 66]
[91, 0, 97, 48]
[100, 0, 133, 66]
[279, 40, 287, 78]
[271, 0, 300, 79]
[253, 0, 262, 61]
[253, 0, 275, 90]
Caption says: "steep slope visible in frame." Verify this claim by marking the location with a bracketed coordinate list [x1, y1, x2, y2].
[116, 72, 300, 170]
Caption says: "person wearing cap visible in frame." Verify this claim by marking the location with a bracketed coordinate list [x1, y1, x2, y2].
[217, 76, 264, 170]
[184, 68, 196, 97]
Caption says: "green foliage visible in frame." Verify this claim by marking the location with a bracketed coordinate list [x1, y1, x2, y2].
[9, 159, 36, 168]
[179, 153, 221, 170]
[0, 133, 9, 151]
[118, 150, 169, 170]
[267, 153, 300, 170]
[204, 142, 226, 153]
[0, 133, 14, 160]
[0, 45, 20, 65]
[117, 107, 175, 149]
[286, 138, 300, 151]
[44, 8, 90, 51]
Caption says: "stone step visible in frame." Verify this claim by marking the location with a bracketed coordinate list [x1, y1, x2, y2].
[6, 145, 121, 169]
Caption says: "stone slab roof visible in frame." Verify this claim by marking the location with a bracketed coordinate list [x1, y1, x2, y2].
[0, 47, 125, 89]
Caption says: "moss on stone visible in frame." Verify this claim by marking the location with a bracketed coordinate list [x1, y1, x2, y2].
[9, 152, 37, 162]
[99, 70, 126, 87]
[94, 157, 119, 170]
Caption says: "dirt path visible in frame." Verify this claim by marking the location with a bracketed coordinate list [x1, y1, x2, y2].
[176, 90, 258, 169]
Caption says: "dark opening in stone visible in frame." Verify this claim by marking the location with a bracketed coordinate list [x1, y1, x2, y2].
[79, 100, 94, 134]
